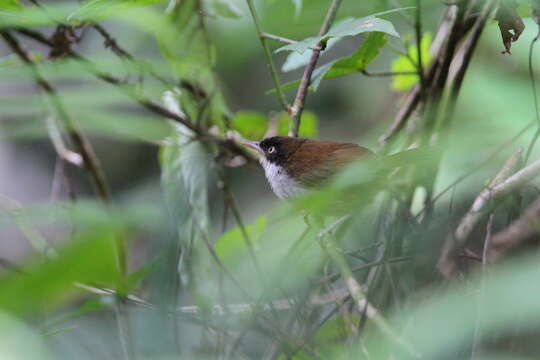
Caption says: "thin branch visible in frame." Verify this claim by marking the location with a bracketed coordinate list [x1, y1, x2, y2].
[15, 28, 255, 162]
[316, 217, 420, 358]
[245, 0, 289, 111]
[488, 195, 540, 261]
[289, 0, 344, 137]
[45, 115, 83, 168]
[438, 148, 533, 278]
[1, 30, 111, 202]
[261, 32, 297, 45]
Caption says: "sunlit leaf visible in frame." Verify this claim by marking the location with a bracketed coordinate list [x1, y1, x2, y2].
[0, 0, 21, 11]
[391, 32, 432, 91]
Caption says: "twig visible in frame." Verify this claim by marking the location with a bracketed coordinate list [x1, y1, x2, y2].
[423, 121, 533, 214]
[488, 195, 540, 261]
[289, 0, 343, 137]
[45, 115, 83, 167]
[261, 32, 297, 45]
[470, 213, 493, 359]
[315, 218, 421, 358]
[437, 148, 527, 278]
[1, 31, 111, 202]
[16, 28, 254, 162]
[245, 0, 289, 111]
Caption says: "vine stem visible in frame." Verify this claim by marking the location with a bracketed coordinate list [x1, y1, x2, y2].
[245, 0, 289, 112]
[289, 0, 343, 137]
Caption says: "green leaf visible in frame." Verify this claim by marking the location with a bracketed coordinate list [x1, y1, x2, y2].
[67, 0, 162, 22]
[391, 32, 432, 91]
[0, 312, 53, 359]
[232, 111, 268, 140]
[215, 216, 267, 266]
[282, 37, 341, 73]
[0, 0, 21, 11]
[210, 0, 242, 19]
[158, 0, 230, 129]
[276, 16, 399, 54]
[311, 32, 387, 91]
[277, 111, 318, 138]
[0, 226, 120, 316]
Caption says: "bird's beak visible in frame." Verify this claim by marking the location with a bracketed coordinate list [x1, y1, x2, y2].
[241, 141, 263, 154]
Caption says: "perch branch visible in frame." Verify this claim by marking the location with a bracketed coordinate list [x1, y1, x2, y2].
[289, 0, 344, 137]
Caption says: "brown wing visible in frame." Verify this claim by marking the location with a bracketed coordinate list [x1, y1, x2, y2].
[286, 140, 373, 188]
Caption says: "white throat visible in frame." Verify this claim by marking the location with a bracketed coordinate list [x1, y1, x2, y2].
[260, 158, 306, 200]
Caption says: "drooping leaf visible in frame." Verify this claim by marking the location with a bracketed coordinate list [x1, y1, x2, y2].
[391, 32, 432, 91]
[276, 16, 399, 54]
[311, 32, 388, 91]
[0, 226, 120, 316]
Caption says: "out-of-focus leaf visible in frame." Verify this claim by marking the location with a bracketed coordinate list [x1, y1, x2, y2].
[160, 91, 214, 286]
[125, 256, 162, 291]
[311, 32, 387, 91]
[0, 0, 22, 11]
[232, 111, 268, 140]
[215, 216, 267, 266]
[276, 16, 399, 54]
[67, 0, 162, 22]
[0, 312, 52, 359]
[391, 32, 432, 91]
[0, 2, 75, 27]
[277, 111, 318, 138]
[210, 0, 242, 19]
[158, 0, 230, 129]
[0, 226, 120, 316]
[291, 0, 302, 17]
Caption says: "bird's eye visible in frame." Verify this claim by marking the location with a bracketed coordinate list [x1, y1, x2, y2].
[267, 146, 276, 154]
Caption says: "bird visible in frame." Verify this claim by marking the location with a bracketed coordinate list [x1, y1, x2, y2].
[242, 136, 374, 200]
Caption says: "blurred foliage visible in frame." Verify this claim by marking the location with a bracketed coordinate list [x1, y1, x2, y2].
[1, 0, 540, 359]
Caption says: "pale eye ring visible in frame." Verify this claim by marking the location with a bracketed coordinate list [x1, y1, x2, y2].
[267, 146, 276, 154]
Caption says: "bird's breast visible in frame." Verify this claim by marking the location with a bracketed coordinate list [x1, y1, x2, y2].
[260, 159, 306, 200]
